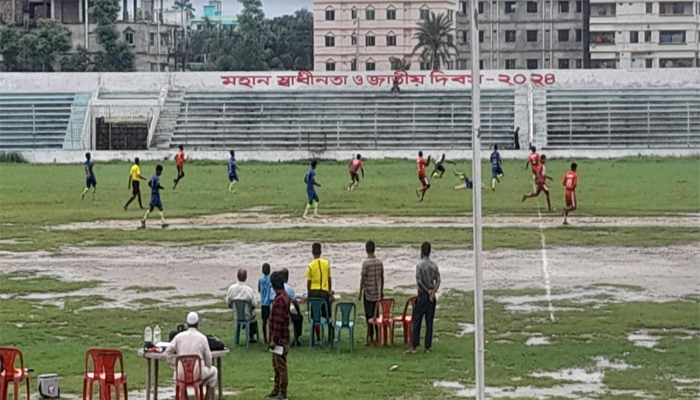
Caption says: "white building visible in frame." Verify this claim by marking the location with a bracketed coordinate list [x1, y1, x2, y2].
[313, 0, 457, 72]
[589, 0, 700, 68]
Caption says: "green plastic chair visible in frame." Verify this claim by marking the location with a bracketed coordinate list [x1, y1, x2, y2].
[333, 302, 356, 353]
[307, 298, 331, 348]
[232, 300, 259, 347]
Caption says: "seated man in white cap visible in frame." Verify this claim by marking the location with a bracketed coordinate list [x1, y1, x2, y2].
[165, 312, 217, 400]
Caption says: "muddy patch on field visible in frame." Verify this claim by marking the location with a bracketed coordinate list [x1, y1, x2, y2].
[48, 214, 700, 231]
[434, 356, 646, 399]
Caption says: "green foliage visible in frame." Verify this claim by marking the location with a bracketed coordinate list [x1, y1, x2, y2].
[412, 12, 457, 70]
[0, 152, 27, 163]
[90, 0, 134, 71]
[60, 45, 91, 71]
[266, 9, 313, 70]
[0, 19, 70, 71]
[233, 0, 269, 71]
[389, 57, 412, 71]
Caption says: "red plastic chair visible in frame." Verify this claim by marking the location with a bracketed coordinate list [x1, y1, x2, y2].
[174, 355, 204, 400]
[83, 348, 111, 400]
[94, 350, 127, 400]
[0, 348, 30, 400]
[368, 298, 395, 347]
[391, 296, 417, 345]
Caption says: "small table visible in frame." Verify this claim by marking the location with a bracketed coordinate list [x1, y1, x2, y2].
[137, 348, 230, 400]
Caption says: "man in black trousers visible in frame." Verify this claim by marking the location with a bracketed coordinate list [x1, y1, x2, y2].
[406, 242, 441, 354]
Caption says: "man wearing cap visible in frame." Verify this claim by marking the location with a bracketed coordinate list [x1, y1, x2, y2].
[165, 312, 217, 400]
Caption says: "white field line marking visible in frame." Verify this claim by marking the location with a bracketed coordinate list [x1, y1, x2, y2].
[535, 200, 556, 322]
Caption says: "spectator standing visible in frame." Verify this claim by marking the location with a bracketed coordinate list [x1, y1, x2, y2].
[358, 240, 384, 346]
[165, 312, 217, 400]
[259, 263, 273, 343]
[271, 268, 303, 347]
[306, 242, 334, 342]
[407, 242, 441, 354]
[226, 268, 259, 342]
[267, 272, 290, 400]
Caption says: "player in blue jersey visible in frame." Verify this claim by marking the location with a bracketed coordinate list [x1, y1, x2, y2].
[453, 169, 474, 190]
[139, 165, 168, 229]
[302, 160, 321, 219]
[228, 150, 240, 193]
[490, 144, 504, 191]
[80, 152, 97, 200]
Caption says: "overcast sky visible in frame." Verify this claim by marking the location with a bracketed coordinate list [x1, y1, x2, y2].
[188, 0, 313, 18]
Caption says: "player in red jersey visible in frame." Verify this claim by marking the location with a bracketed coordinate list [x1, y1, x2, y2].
[415, 151, 431, 202]
[173, 145, 186, 190]
[562, 162, 579, 225]
[347, 154, 365, 191]
[521, 155, 555, 212]
[525, 146, 541, 178]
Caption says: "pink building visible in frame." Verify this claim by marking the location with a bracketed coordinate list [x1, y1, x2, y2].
[313, 0, 457, 72]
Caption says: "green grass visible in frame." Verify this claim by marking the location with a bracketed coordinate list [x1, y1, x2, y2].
[0, 275, 697, 400]
[1, 157, 698, 225]
[0, 272, 100, 294]
[0, 225, 697, 252]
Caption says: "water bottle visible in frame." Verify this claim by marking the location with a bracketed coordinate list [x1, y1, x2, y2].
[153, 325, 161, 344]
[144, 326, 153, 345]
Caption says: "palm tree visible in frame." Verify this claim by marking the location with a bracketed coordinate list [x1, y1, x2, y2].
[389, 57, 412, 71]
[173, 0, 194, 27]
[412, 12, 457, 70]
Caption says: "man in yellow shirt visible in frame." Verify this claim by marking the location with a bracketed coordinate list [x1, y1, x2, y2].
[306, 242, 334, 343]
[124, 157, 146, 211]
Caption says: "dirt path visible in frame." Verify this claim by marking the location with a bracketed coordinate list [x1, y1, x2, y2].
[2, 243, 697, 308]
[48, 213, 700, 231]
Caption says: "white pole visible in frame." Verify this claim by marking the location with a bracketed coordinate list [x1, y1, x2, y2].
[84, 0, 89, 49]
[469, 0, 485, 398]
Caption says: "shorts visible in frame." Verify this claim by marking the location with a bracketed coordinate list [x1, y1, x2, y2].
[149, 194, 163, 209]
[465, 178, 474, 189]
[350, 171, 359, 180]
[436, 164, 445, 173]
[565, 191, 576, 208]
[419, 174, 430, 187]
[536, 182, 549, 193]
[491, 166, 503, 178]
[307, 188, 319, 202]
[261, 305, 270, 320]
[228, 173, 238, 182]
[86, 176, 97, 188]
[131, 181, 141, 195]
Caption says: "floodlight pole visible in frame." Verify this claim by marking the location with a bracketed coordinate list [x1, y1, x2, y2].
[469, 0, 485, 398]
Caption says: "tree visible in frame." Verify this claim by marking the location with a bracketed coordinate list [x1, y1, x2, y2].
[91, 0, 134, 71]
[266, 9, 313, 70]
[412, 12, 456, 70]
[60, 45, 91, 71]
[389, 57, 412, 71]
[234, 0, 269, 71]
[173, 0, 194, 24]
[0, 19, 70, 71]
[0, 24, 23, 71]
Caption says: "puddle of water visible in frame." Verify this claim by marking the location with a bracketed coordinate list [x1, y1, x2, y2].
[525, 336, 550, 346]
[627, 330, 662, 348]
[593, 356, 634, 371]
[433, 380, 650, 399]
[532, 368, 602, 384]
[457, 323, 475, 336]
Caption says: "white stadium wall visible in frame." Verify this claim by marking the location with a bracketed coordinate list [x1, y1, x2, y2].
[2, 69, 700, 92]
[1, 69, 699, 163]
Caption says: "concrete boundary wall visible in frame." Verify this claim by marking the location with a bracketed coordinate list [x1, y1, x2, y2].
[19, 148, 700, 164]
[1, 69, 699, 93]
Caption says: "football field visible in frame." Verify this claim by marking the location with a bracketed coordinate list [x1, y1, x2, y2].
[1, 156, 699, 400]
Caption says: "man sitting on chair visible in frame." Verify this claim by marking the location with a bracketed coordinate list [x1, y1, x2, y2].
[165, 312, 217, 400]
[225, 268, 259, 342]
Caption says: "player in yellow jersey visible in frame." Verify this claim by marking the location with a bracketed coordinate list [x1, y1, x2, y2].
[124, 157, 147, 211]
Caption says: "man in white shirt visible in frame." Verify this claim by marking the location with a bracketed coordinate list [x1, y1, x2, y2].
[225, 268, 259, 341]
[165, 312, 217, 400]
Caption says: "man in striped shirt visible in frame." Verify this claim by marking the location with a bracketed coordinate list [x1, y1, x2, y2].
[267, 271, 290, 400]
[358, 240, 384, 346]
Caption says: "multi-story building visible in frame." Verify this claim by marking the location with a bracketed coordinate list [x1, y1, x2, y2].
[190, 0, 237, 30]
[589, 0, 700, 68]
[313, 0, 457, 72]
[455, 0, 584, 70]
[0, 0, 177, 71]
